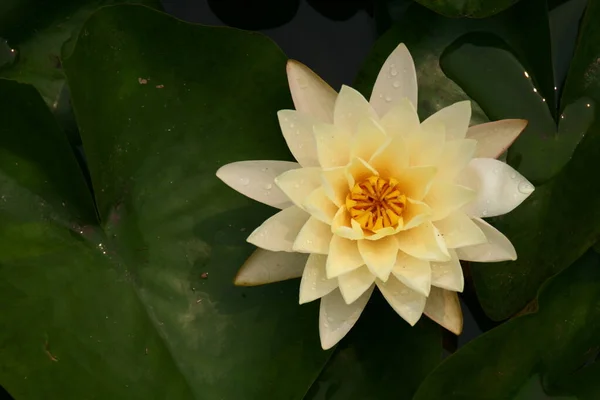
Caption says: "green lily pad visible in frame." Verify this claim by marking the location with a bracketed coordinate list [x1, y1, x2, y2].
[304, 294, 441, 400]
[413, 0, 520, 18]
[0, 0, 161, 107]
[413, 250, 600, 400]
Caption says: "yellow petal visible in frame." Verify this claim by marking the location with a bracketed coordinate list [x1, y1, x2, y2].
[345, 157, 379, 188]
[331, 206, 364, 240]
[421, 100, 471, 141]
[299, 254, 338, 304]
[434, 211, 487, 249]
[395, 221, 450, 262]
[396, 166, 437, 201]
[326, 235, 364, 278]
[313, 123, 351, 168]
[303, 186, 338, 224]
[286, 60, 336, 123]
[275, 167, 322, 208]
[377, 276, 426, 326]
[337, 266, 376, 304]
[319, 287, 373, 350]
[467, 119, 527, 159]
[277, 110, 320, 167]
[357, 236, 398, 281]
[333, 85, 378, 136]
[436, 139, 477, 181]
[423, 181, 476, 221]
[455, 218, 517, 262]
[216, 160, 300, 209]
[392, 252, 431, 297]
[430, 250, 464, 292]
[293, 216, 332, 254]
[369, 43, 418, 116]
[351, 117, 388, 161]
[401, 198, 432, 231]
[322, 166, 349, 207]
[380, 97, 420, 140]
[409, 122, 446, 167]
[234, 249, 307, 286]
[247, 206, 310, 251]
[368, 134, 409, 178]
[423, 287, 463, 335]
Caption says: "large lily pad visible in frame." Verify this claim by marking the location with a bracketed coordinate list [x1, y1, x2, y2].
[412, 250, 600, 400]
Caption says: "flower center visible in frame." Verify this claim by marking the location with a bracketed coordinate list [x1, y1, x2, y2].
[345, 175, 406, 232]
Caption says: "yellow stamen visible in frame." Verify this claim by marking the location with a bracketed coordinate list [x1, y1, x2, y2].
[345, 175, 406, 233]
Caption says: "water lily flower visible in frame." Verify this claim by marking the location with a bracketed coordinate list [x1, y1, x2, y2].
[217, 43, 534, 350]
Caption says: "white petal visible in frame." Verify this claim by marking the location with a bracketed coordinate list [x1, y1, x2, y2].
[337, 266, 376, 304]
[322, 166, 348, 207]
[247, 206, 310, 252]
[314, 123, 351, 168]
[430, 249, 464, 292]
[274, 167, 322, 208]
[234, 249, 308, 286]
[424, 182, 476, 221]
[299, 254, 338, 304]
[319, 287, 373, 350]
[459, 158, 534, 218]
[380, 98, 420, 140]
[369, 43, 418, 116]
[467, 119, 528, 159]
[357, 236, 398, 281]
[351, 118, 388, 161]
[421, 101, 471, 141]
[424, 287, 463, 335]
[395, 221, 450, 262]
[277, 110, 320, 167]
[286, 60, 336, 123]
[434, 211, 487, 249]
[409, 121, 446, 167]
[326, 236, 364, 278]
[217, 160, 300, 209]
[377, 276, 426, 326]
[436, 139, 477, 181]
[455, 218, 517, 262]
[303, 186, 338, 224]
[392, 252, 431, 296]
[293, 217, 332, 254]
[334, 85, 378, 136]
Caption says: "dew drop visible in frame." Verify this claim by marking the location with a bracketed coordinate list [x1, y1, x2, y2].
[295, 129, 300, 135]
[518, 181, 534, 194]
[384, 95, 393, 102]
[240, 178, 250, 186]
[290, 123, 295, 128]
[261, 168, 268, 172]
[264, 183, 273, 190]
[482, 210, 488, 216]
[392, 81, 401, 88]
[510, 172, 517, 179]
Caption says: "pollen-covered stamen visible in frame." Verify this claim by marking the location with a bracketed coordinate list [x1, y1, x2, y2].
[345, 175, 406, 232]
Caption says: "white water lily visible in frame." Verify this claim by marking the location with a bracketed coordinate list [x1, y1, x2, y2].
[217, 43, 534, 350]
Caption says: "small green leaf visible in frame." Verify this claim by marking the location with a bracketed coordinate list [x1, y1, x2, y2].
[413, 250, 600, 400]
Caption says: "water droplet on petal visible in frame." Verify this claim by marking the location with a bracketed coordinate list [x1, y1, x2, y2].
[384, 95, 392, 102]
[510, 172, 517, 179]
[482, 210, 488, 216]
[518, 181, 534, 194]
[264, 183, 273, 190]
[392, 81, 401, 88]
[240, 178, 250, 186]
[290, 123, 295, 128]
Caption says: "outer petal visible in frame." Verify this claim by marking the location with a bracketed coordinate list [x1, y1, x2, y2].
[377, 276, 426, 326]
[337, 266, 376, 304]
[314, 123, 351, 168]
[247, 206, 309, 252]
[421, 101, 471, 141]
[277, 110, 319, 167]
[459, 158, 534, 218]
[217, 160, 300, 209]
[369, 43, 418, 116]
[303, 187, 338, 224]
[424, 287, 463, 335]
[319, 287, 374, 350]
[380, 98, 420, 139]
[436, 139, 477, 181]
[275, 167, 322, 208]
[286, 60, 336, 123]
[424, 182, 476, 221]
[334, 85, 378, 136]
[293, 216, 332, 254]
[357, 236, 398, 281]
[392, 252, 431, 297]
[395, 221, 450, 262]
[299, 254, 338, 304]
[455, 218, 517, 262]
[467, 119, 528, 159]
[434, 211, 487, 249]
[351, 118, 388, 161]
[430, 249, 464, 292]
[326, 236, 364, 278]
[234, 249, 308, 286]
